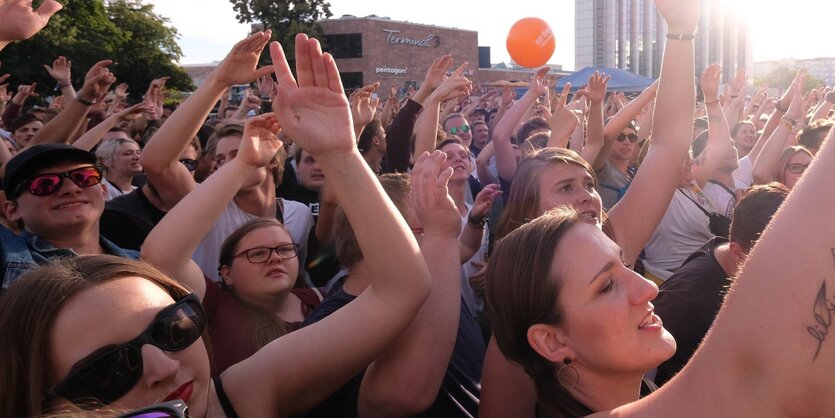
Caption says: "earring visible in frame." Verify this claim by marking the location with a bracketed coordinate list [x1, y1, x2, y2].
[557, 358, 579, 389]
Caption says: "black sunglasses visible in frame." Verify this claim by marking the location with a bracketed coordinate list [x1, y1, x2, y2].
[617, 133, 638, 143]
[179, 158, 199, 172]
[115, 400, 189, 418]
[44, 294, 206, 408]
[16, 165, 103, 197]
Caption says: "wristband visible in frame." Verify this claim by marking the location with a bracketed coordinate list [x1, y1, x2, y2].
[75, 96, 95, 106]
[467, 214, 487, 228]
[54, 81, 71, 91]
[704, 98, 720, 106]
[780, 116, 797, 130]
[665, 33, 696, 41]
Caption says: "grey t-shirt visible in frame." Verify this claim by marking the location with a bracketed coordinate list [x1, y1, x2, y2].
[597, 162, 632, 211]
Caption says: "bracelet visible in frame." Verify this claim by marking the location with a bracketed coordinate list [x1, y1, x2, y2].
[704, 98, 720, 106]
[730, 95, 738, 99]
[55, 81, 70, 90]
[74, 96, 95, 106]
[467, 214, 487, 228]
[780, 116, 797, 130]
[666, 32, 696, 41]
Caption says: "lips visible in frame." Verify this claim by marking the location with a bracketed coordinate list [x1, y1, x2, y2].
[53, 200, 88, 210]
[638, 310, 663, 330]
[265, 267, 287, 277]
[163, 381, 194, 403]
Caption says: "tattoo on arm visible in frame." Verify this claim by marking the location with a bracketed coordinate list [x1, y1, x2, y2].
[808, 251, 835, 361]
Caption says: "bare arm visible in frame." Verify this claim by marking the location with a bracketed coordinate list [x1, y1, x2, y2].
[71, 103, 152, 151]
[692, 64, 733, 188]
[414, 64, 471, 159]
[224, 34, 432, 417]
[593, 81, 658, 171]
[752, 82, 804, 185]
[606, 0, 698, 265]
[475, 141, 498, 185]
[576, 73, 608, 163]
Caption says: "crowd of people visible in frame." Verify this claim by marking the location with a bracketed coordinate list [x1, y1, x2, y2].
[1, 0, 835, 417]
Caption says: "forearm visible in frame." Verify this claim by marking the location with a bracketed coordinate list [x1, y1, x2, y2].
[751, 125, 790, 185]
[812, 101, 832, 122]
[569, 117, 585, 153]
[71, 113, 121, 151]
[384, 99, 423, 173]
[358, 235, 461, 418]
[27, 96, 93, 148]
[59, 84, 76, 100]
[414, 99, 441, 158]
[476, 142, 498, 185]
[314, 182, 338, 245]
[580, 102, 604, 162]
[1, 101, 20, 128]
[459, 222, 484, 263]
[694, 101, 732, 187]
[603, 83, 657, 142]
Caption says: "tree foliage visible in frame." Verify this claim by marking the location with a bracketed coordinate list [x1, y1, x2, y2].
[753, 66, 824, 91]
[228, 0, 333, 68]
[1, 0, 192, 104]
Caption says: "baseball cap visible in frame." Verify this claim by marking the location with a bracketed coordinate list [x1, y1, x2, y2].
[3, 144, 98, 199]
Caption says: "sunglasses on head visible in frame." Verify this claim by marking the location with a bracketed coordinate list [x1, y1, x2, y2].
[617, 133, 638, 143]
[179, 158, 199, 172]
[115, 400, 188, 418]
[44, 293, 206, 408]
[449, 125, 470, 135]
[786, 163, 809, 175]
[16, 165, 103, 197]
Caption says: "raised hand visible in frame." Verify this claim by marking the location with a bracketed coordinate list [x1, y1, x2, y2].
[12, 83, 38, 105]
[777, 68, 806, 111]
[730, 68, 747, 96]
[115, 102, 155, 121]
[240, 89, 262, 111]
[256, 75, 275, 99]
[501, 86, 514, 107]
[700, 63, 721, 100]
[0, 83, 11, 103]
[0, 0, 62, 46]
[48, 94, 64, 110]
[470, 183, 502, 220]
[429, 62, 472, 102]
[539, 83, 579, 139]
[212, 31, 275, 87]
[349, 82, 381, 128]
[655, 0, 701, 33]
[578, 71, 609, 103]
[529, 67, 550, 97]
[43, 56, 71, 83]
[237, 112, 283, 168]
[143, 77, 167, 120]
[423, 55, 453, 93]
[77, 60, 116, 102]
[114, 83, 129, 101]
[410, 151, 461, 239]
[270, 33, 355, 158]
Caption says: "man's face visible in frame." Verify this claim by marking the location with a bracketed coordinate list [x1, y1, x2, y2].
[297, 150, 325, 192]
[12, 120, 43, 149]
[471, 123, 490, 149]
[4, 162, 106, 236]
[443, 116, 472, 147]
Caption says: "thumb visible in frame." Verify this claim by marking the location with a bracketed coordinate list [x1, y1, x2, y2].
[36, 0, 64, 19]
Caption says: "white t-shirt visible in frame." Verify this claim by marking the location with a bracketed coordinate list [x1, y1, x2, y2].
[732, 156, 754, 190]
[103, 179, 135, 201]
[193, 198, 313, 283]
[702, 181, 737, 219]
[642, 187, 714, 281]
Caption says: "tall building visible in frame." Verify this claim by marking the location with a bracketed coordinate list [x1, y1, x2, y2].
[575, 0, 753, 81]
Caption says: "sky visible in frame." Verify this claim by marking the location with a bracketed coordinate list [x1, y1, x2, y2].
[147, 0, 835, 69]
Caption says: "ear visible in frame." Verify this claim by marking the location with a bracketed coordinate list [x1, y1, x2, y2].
[527, 323, 574, 364]
[219, 265, 234, 287]
[3, 199, 21, 222]
[728, 241, 748, 266]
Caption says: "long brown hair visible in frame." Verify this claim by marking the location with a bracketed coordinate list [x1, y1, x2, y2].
[486, 207, 592, 418]
[218, 217, 296, 349]
[0, 256, 193, 418]
[496, 147, 598, 241]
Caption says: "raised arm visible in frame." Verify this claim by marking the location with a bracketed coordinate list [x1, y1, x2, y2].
[141, 113, 282, 300]
[223, 34, 432, 417]
[71, 103, 153, 151]
[692, 64, 734, 188]
[752, 80, 804, 185]
[0, 0, 62, 51]
[43, 56, 76, 100]
[139, 32, 274, 207]
[593, 81, 658, 171]
[413, 63, 471, 158]
[605, 0, 698, 265]
[358, 151, 464, 417]
[493, 67, 549, 180]
[27, 60, 115, 149]
[606, 89, 835, 418]
[577, 72, 608, 163]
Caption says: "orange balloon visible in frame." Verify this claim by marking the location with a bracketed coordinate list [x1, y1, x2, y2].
[506, 17, 556, 68]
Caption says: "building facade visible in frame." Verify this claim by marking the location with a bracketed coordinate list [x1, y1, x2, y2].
[575, 0, 753, 81]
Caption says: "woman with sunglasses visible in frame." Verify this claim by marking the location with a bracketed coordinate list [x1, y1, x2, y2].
[484, 101, 835, 418]
[480, 0, 700, 416]
[141, 113, 322, 374]
[0, 32, 433, 417]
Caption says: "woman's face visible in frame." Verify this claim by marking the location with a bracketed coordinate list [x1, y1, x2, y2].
[536, 163, 603, 225]
[48, 277, 210, 414]
[782, 151, 812, 189]
[550, 223, 676, 376]
[223, 225, 300, 300]
[110, 142, 142, 175]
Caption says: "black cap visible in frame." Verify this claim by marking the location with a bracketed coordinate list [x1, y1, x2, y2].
[3, 144, 98, 199]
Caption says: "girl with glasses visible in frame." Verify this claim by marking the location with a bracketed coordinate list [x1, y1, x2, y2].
[0, 31, 432, 418]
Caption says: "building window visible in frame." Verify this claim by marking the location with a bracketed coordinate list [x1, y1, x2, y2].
[324, 34, 363, 59]
[340, 72, 363, 91]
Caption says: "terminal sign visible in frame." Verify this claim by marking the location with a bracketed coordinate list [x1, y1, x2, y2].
[383, 29, 440, 48]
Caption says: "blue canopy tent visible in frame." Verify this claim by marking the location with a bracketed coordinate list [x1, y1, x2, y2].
[555, 67, 655, 93]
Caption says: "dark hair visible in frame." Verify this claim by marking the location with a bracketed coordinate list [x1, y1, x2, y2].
[486, 207, 592, 418]
[730, 121, 756, 139]
[797, 119, 833, 151]
[691, 130, 710, 160]
[521, 132, 552, 155]
[0, 256, 193, 417]
[10, 113, 44, 133]
[335, 174, 411, 268]
[729, 183, 789, 252]
[693, 117, 709, 130]
[358, 119, 383, 154]
[496, 147, 598, 241]
[217, 218, 295, 349]
[517, 117, 550, 144]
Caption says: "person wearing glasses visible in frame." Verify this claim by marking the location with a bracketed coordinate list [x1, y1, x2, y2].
[0, 31, 435, 418]
[142, 113, 322, 374]
[0, 143, 138, 292]
[775, 146, 813, 189]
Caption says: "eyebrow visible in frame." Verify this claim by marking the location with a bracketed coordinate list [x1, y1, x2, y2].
[589, 260, 615, 285]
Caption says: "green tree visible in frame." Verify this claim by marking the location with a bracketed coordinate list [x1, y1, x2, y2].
[228, 0, 333, 68]
[1, 0, 192, 104]
[754, 66, 824, 91]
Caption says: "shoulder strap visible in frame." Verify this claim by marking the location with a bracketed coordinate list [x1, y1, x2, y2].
[275, 198, 285, 223]
[677, 188, 713, 218]
[708, 179, 736, 198]
[213, 376, 239, 418]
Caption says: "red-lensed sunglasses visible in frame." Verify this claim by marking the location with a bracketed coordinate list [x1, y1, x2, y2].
[17, 165, 103, 197]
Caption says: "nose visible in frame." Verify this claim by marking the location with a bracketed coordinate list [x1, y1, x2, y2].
[265, 248, 285, 263]
[628, 271, 659, 305]
[140, 344, 181, 389]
